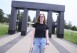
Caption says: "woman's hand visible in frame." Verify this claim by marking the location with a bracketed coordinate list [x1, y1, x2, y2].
[46, 40, 50, 45]
[30, 44, 34, 52]
[43, 42, 49, 52]
[43, 45, 49, 52]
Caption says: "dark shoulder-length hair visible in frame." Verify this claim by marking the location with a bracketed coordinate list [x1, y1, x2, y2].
[36, 14, 46, 24]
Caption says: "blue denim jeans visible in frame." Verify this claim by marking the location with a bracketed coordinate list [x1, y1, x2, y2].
[31, 38, 46, 53]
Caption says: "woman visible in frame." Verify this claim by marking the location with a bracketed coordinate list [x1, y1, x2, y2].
[30, 13, 50, 53]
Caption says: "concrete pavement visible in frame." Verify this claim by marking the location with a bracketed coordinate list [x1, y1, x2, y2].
[0, 28, 77, 53]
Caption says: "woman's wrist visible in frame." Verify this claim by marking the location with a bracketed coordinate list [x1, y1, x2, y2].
[46, 40, 50, 45]
[46, 43, 49, 45]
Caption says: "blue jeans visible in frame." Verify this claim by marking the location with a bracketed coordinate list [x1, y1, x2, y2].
[31, 38, 46, 53]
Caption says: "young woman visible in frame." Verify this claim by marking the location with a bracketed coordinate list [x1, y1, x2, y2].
[30, 13, 50, 53]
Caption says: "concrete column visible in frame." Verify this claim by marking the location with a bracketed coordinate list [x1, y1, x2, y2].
[34, 10, 40, 23]
[57, 12, 64, 38]
[8, 7, 17, 34]
[21, 9, 28, 36]
[47, 11, 52, 38]
[17, 9, 22, 32]
[18, 19, 22, 32]
[52, 22, 55, 34]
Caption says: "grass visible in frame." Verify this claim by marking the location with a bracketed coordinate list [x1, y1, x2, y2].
[64, 30, 77, 44]
[0, 23, 8, 37]
[0, 23, 77, 45]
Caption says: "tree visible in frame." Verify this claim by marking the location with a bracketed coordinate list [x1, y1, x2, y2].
[6, 14, 11, 23]
[33, 17, 36, 23]
[28, 15, 31, 22]
[64, 21, 72, 29]
[71, 26, 77, 31]
[17, 11, 31, 22]
[68, 21, 72, 29]
[0, 9, 4, 23]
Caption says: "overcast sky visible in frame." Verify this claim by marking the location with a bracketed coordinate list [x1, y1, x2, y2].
[0, 0, 77, 26]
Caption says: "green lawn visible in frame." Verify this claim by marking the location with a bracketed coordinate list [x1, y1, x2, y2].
[0, 23, 77, 45]
[64, 30, 77, 44]
[0, 23, 8, 37]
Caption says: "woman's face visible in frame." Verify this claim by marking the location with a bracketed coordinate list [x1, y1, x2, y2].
[40, 14, 44, 22]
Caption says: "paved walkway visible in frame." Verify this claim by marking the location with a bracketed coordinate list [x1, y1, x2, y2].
[0, 28, 77, 53]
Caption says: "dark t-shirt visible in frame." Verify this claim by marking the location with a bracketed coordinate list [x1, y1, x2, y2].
[33, 23, 49, 38]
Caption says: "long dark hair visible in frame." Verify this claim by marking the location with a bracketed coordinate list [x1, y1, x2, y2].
[36, 14, 46, 24]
